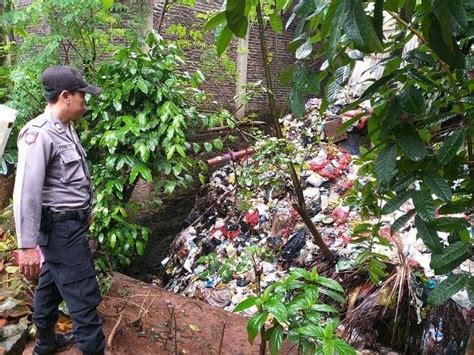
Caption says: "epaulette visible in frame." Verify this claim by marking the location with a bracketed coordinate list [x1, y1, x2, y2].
[31, 115, 48, 128]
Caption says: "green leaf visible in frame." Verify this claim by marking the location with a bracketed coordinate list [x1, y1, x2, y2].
[428, 274, 468, 306]
[379, 99, 401, 138]
[404, 49, 435, 67]
[225, 0, 248, 38]
[322, 0, 346, 61]
[375, 144, 397, 186]
[437, 129, 465, 165]
[424, 173, 452, 202]
[415, 215, 443, 253]
[295, 37, 313, 60]
[137, 78, 148, 94]
[290, 88, 305, 118]
[102, 0, 114, 10]
[247, 312, 268, 344]
[316, 276, 344, 293]
[319, 288, 345, 303]
[446, 0, 468, 30]
[204, 142, 213, 152]
[391, 209, 416, 234]
[398, 86, 424, 115]
[373, 0, 383, 42]
[204, 11, 226, 32]
[234, 296, 257, 312]
[425, 16, 465, 68]
[382, 190, 411, 215]
[412, 190, 435, 221]
[265, 298, 287, 324]
[296, 324, 324, 338]
[429, 217, 469, 233]
[279, 64, 296, 86]
[136, 240, 145, 256]
[293, 65, 319, 94]
[269, 12, 283, 33]
[438, 199, 470, 215]
[467, 277, 474, 306]
[312, 304, 338, 313]
[334, 339, 356, 354]
[385, 0, 401, 11]
[432, 0, 453, 50]
[268, 325, 284, 355]
[430, 242, 469, 275]
[216, 25, 233, 56]
[343, 0, 383, 53]
[394, 122, 427, 161]
[213, 138, 224, 151]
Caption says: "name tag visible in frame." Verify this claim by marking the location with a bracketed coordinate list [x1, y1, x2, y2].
[58, 143, 75, 152]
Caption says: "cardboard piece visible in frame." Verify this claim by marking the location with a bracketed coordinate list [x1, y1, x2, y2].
[0, 105, 17, 157]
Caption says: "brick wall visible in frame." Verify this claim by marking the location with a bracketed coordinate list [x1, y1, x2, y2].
[15, 0, 306, 117]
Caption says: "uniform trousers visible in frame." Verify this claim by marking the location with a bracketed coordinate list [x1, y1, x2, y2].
[34, 218, 105, 353]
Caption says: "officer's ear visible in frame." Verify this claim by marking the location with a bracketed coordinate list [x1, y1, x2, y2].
[58, 90, 72, 105]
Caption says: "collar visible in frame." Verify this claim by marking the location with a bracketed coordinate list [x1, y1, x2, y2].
[45, 107, 68, 133]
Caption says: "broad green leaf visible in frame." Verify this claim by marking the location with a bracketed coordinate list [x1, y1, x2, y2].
[234, 296, 257, 312]
[432, 0, 453, 50]
[438, 199, 470, 215]
[293, 0, 324, 16]
[247, 312, 268, 344]
[136, 240, 145, 256]
[216, 25, 233, 56]
[334, 339, 356, 355]
[392, 174, 416, 192]
[394, 122, 427, 161]
[467, 277, 474, 306]
[398, 86, 424, 115]
[428, 273, 468, 306]
[296, 324, 324, 338]
[225, 0, 248, 38]
[391, 209, 416, 234]
[290, 88, 305, 117]
[323, 0, 346, 61]
[424, 173, 452, 202]
[137, 79, 148, 94]
[446, 0, 468, 30]
[412, 190, 435, 221]
[268, 325, 284, 355]
[380, 99, 400, 138]
[269, 12, 283, 33]
[204, 142, 213, 152]
[430, 242, 469, 275]
[312, 304, 338, 313]
[323, 338, 335, 355]
[429, 217, 469, 233]
[415, 215, 443, 253]
[293, 65, 319, 94]
[316, 276, 344, 293]
[213, 138, 224, 151]
[295, 37, 313, 59]
[375, 144, 397, 186]
[102, 0, 114, 10]
[204, 11, 226, 32]
[404, 49, 435, 67]
[279, 64, 296, 86]
[265, 298, 287, 324]
[382, 190, 411, 215]
[319, 288, 345, 303]
[373, 0, 383, 42]
[343, 0, 383, 53]
[437, 129, 465, 165]
[385, 0, 402, 11]
[425, 16, 465, 68]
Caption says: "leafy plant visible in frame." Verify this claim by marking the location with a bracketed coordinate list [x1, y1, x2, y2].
[83, 32, 211, 267]
[234, 268, 354, 355]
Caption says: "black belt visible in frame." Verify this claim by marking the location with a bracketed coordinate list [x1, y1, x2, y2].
[48, 209, 90, 223]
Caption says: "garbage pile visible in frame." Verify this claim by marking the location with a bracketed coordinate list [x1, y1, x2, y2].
[162, 91, 473, 323]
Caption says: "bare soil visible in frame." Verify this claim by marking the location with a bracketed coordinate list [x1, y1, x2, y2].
[22, 272, 297, 355]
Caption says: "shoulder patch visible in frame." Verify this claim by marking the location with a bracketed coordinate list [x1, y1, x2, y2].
[24, 131, 39, 145]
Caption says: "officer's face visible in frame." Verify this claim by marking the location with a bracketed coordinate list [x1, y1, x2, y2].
[68, 91, 87, 120]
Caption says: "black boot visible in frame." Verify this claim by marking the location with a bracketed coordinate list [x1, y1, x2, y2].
[82, 351, 105, 355]
[32, 327, 75, 355]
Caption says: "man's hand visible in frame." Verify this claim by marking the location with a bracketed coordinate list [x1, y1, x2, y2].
[19, 248, 41, 279]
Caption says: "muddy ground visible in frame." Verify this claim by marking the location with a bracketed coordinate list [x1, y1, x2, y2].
[22, 272, 297, 355]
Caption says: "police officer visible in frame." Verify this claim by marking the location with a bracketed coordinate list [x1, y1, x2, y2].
[13, 66, 105, 355]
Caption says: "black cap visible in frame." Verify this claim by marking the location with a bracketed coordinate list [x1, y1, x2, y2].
[41, 65, 102, 96]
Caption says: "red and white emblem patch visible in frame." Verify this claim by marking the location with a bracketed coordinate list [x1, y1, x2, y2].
[25, 132, 38, 145]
